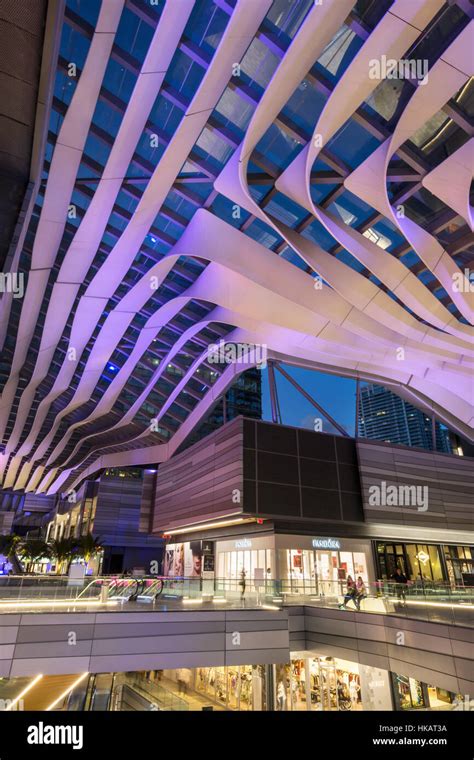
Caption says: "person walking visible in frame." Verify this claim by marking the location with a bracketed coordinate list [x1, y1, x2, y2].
[339, 575, 357, 610]
[355, 576, 367, 611]
[390, 567, 408, 604]
[177, 668, 186, 694]
[239, 568, 247, 602]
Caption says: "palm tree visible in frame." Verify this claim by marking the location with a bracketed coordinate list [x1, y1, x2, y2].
[49, 537, 77, 574]
[76, 533, 103, 569]
[0, 533, 23, 572]
[76, 533, 102, 562]
[0, 533, 21, 561]
[18, 538, 51, 573]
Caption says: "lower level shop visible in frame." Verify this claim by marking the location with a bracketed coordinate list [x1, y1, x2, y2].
[0, 657, 465, 712]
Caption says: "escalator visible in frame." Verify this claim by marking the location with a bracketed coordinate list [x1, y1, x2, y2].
[107, 578, 139, 601]
[85, 674, 114, 711]
[112, 674, 188, 711]
[108, 577, 163, 603]
[76, 576, 164, 604]
[132, 578, 164, 603]
[118, 683, 161, 711]
[77, 577, 139, 602]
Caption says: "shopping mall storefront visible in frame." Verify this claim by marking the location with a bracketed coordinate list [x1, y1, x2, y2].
[275, 657, 392, 711]
[215, 534, 375, 596]
[145, 658, 391, 711]
[139, 661, 464, 712]
[375, 541, 474, 586]
[391, 673, 463, 711]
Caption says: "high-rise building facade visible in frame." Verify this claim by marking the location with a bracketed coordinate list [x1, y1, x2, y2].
[358, 385, 452, 453]
[178, 368, 262, 452]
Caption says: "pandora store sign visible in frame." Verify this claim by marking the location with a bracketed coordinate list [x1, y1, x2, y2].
[312, 537, 341, 550]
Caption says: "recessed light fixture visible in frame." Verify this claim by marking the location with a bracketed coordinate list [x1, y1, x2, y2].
[164, 515, 254, 536]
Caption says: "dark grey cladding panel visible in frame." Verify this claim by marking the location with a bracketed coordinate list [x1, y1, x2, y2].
[243, 418, 256, 449]
[301, 488, 341, 520]
[300, 458, 339, 489]
[257, 451, 299, 484]
[341, 492, 365, 522]
[152, 419, 365, 528]
[338, 464, 361, 493]
[297, 430, 337, 461]
[258, 482, 301, 516]
[256, 422, 298, 455]
[244, 480, 257, 512]
[243, 447, 256, 479]
[335, 436, 359, 466]
[356, 440, 474, 530]
[253, 423, 362, 523]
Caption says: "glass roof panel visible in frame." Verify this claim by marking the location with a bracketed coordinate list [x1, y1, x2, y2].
[186, 0, 228, 55]
[240, 37, 280, 89]
[266, 0, 313, 39]
[325, 117, 381, 169]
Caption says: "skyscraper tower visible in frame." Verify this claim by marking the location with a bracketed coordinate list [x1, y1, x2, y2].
[358, 385, 452, 453]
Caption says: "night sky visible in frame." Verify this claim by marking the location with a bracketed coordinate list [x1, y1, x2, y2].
[261, 364, 357, 437]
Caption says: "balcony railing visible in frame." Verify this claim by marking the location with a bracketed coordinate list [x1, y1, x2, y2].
[0, 574, 472, 626]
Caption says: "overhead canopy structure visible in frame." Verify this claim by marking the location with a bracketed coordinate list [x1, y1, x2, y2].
[0, 0, 472, 496]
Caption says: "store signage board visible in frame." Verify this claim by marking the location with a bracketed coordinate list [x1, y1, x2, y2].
[235, 538, 252, 549]
[312, 538, 341, 550]
[416, 550, 429, 565]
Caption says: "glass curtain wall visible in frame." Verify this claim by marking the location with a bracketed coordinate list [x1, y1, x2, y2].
[217, 549, 274, 591]
[376, 542, 474, 586]
[280, 549, 369, 595]
[274, 657, 386, 712]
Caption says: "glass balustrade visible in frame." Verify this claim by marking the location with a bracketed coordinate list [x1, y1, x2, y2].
[0, 574, 471, 626]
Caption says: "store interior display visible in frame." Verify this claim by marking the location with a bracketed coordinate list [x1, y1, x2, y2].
[275, 657, 369, 712]
[394, 674, 426, 709]
[193, 665, 258, 711]
[376, 542, 473, 586]
[282, 549, 369, 595]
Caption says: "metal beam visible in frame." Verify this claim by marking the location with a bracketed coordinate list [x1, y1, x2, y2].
[274, 363, 349, 437]
[355, 377, 360, 438]
[442, 102, 474, 137]
[267, 361, 282, 425]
